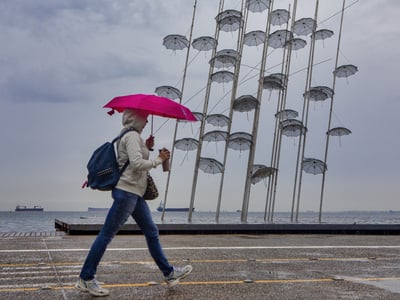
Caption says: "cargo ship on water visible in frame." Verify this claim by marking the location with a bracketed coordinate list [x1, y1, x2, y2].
[15, 205, 44, 212]
[156, 201, 194, 212]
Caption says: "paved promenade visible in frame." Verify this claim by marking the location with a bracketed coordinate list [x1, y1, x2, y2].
[1, 233, 400, 299]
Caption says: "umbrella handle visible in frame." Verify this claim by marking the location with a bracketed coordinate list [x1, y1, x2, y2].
[149, 116, 154, 151]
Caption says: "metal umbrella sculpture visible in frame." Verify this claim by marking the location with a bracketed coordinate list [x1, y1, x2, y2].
[210, 70, 235, 83]
[155, 86, 182, 100]
[192, 36, 217, 51]
[162, 34, 189, 50]
[275, 109, 299, 120]
[174, 138, 199, 162]
[315, 29, 334, 40]
[327, 127, 352, 146]
[270, 9, 290, 26]
[244, 30, 266, 47]
[314, 29, 334, 47]
[228, 132, 253, 152]
[206, 114, 230, 128]
[251, 165, 276, 184]
[246, 0, 271, 13]
[233, 95, 258, 112]
[199, 157, 224, 174]
[302, 158, 327, 175]
[304, 86, 334, 102]
[203, 130, 228, 153]
[209, 54, 237, 69]
[216, 10, 242, 32]
[175, 138, 199, 151]
[285, 38, 307, 51]
[217, 49, 238, 59]
[280, 119, 307, 137]
[263, 73, 286, 91]
[293, 18, 315, 36]
[203, 130, 228, 143]
[334, 64, 358, 82]
[268, 29, 293, 49]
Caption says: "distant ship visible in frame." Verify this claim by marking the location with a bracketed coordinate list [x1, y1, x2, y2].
[156, 201, 194, 212]
[15, 205, 44, 212]
[88, 207, 109, 212]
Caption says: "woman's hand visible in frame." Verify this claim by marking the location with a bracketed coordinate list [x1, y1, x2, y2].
[158, 148, 170, 162]
[146, 135, 155, 150]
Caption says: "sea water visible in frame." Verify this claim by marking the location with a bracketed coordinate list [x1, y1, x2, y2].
[0, 210, 399, 233]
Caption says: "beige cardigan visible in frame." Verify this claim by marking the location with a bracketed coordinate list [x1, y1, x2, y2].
[115, 110, 163, 196]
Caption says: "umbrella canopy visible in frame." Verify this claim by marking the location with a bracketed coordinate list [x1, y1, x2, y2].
[206, 114, 230, 127]
[244, 30, 266, 47]
[275, 109, 298, 120]
[327, 127, 352, 136]
[268, 29, 293, 49]
[263, 73, 286, 91]
[247, 0, 271, 13]
[280, 119, 306, 137]
[174, 138, 199, 151]
[217, 49, 238, 59]
[210, 71, 234, 83]
[270, 9, 290, 26]
[251, 165, 277, 184]
[217, 14, 242, 32]
[285, 38, 307, 51]
[210, 54, 237, 69]
[203, 130, 228, 142]
[314, 29, 334, 41]
[199, 157, 224, 174]
[192, 36, 217, 51]
[162, 34, 189, 50]
[302, 158, 327, 175]
[293, 18, 315, 36]
[233, 95, 258, 112]
[154, 86, 181, 100]
[228, 132, 252, 151]
[104, 94, 197, 121]
[334, 64, 358, 78]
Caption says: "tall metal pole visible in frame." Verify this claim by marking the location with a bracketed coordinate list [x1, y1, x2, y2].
[188, 0, 224, 222]
[290, 0, 319, 222]
[215, 0, 247, 223]
[241, 1, 274, 223]
[161, 0, 197, 221]
[267, 0, 298, 223]
[294, 0, 319, 222]
[318, 0, 346, 222]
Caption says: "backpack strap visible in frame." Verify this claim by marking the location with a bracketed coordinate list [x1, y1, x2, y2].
[113, 128, 137, 174]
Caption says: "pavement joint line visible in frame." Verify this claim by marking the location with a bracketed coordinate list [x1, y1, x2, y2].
[2, 245, 400, 253]
[41, 238, 69, 300]
[0, 256, 398, 268]
[1, 276, 400, 293]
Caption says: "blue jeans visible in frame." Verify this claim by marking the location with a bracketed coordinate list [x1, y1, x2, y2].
[79, 188, 173, 280]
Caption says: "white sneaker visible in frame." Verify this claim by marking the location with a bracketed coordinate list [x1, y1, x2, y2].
[75, 278, 110, 297]
[164, 265, 193, 287]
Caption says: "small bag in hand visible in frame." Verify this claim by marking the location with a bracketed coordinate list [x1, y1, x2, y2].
[144, 173, 159, 200]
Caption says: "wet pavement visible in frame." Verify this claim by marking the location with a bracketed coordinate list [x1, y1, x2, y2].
[1, 233, 400, 299]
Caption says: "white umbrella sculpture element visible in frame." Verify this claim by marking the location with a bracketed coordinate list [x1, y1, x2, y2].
[302, 158, 327, 175]
[155, 86, 181, 100]
[246, 0, 271, 13]
[199, 157, 224, 174]
[162, 34, 189, 50]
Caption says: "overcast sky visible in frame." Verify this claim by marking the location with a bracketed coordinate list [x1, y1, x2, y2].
[0, 0, 399, 215]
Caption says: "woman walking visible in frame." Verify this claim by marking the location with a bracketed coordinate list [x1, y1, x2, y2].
[75, 109, 192, 297]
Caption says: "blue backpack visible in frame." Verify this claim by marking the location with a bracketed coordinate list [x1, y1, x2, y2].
[82, 129, 134, 191]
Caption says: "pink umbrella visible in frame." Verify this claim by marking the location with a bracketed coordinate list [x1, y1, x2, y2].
[103, 94, 198, 121]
